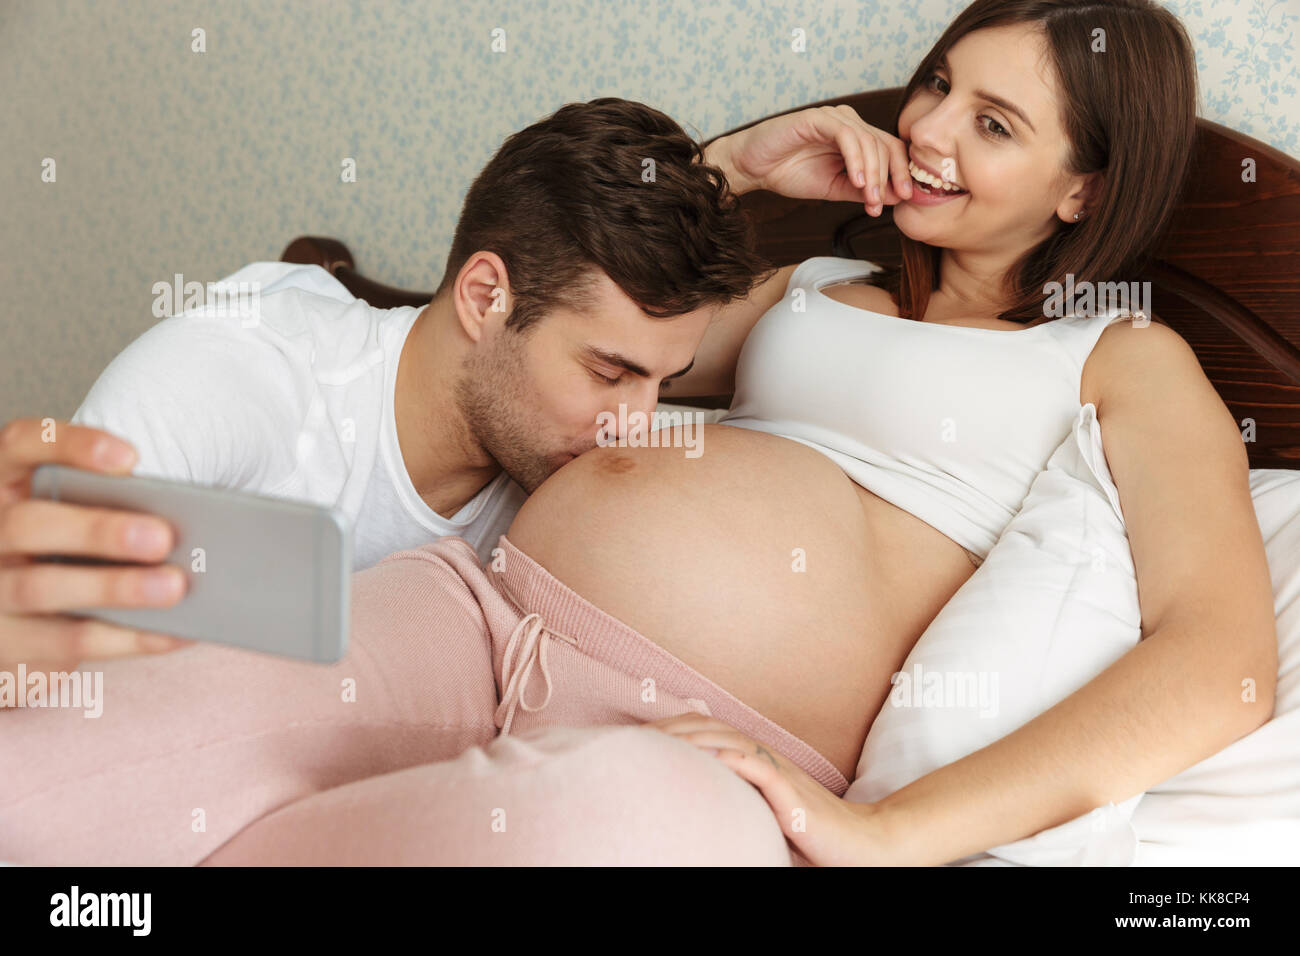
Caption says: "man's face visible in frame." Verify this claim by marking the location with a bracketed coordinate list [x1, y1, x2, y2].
[454, 270, 714, 494]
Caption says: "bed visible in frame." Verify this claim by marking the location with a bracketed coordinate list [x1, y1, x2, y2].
[279, 88, 1300, 866]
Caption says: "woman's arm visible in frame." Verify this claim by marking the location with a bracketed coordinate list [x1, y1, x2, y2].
[665, 110, 913, 398]
[701, 138, 759, 195]
[859, 319, 1278, 865]
[656, 260, 795, 399]
[656, 137, 787, 398]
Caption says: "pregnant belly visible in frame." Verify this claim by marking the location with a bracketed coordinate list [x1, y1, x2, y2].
[503, 422, 978, 782]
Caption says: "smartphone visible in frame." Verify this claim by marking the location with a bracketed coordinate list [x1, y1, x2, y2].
[30, 464, 351, 663]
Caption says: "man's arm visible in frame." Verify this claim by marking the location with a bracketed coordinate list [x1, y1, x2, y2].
[70, 314, 301, 491]
[0, 307, 309, 676]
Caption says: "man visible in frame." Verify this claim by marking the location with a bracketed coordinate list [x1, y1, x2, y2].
[0, 96, 773, 673]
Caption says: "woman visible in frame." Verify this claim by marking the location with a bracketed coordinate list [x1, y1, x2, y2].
[475, 0, 1277, 863]
[1, 0, 1278, 867]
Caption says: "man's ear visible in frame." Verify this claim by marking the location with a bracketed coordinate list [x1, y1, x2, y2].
[454, 252, 512, 343]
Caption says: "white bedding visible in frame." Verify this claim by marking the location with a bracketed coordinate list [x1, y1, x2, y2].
[1126, 467, 1300, 865]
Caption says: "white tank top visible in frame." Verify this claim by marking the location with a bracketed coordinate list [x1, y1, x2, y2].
[719, 256, 1135, 561]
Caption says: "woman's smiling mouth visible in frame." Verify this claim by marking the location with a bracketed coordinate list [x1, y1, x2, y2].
[907, 158, 969, 203]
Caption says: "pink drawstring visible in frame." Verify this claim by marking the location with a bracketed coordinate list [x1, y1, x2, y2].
[490, 572, 713, 733]
[493, 580, 579, 735]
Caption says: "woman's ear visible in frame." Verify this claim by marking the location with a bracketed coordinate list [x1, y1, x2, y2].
[454, 252, 513, 343]
[1059, 170, 1103, 223]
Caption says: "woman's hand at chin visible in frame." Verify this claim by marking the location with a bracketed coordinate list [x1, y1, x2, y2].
[704, 105, 912, 217]
[644, 713, 900, 866]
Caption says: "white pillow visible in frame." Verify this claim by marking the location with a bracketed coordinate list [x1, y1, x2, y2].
[845, 402, 1146, 865]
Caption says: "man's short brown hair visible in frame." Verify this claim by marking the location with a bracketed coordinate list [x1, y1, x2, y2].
[435, 97, 774, 332]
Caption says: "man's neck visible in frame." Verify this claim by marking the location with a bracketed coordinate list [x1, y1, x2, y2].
[393, 299, 502, 519]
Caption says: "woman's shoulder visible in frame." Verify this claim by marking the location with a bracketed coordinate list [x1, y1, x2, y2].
[1090, 310, 1180, 358]
[1085, 312, 1203, 407]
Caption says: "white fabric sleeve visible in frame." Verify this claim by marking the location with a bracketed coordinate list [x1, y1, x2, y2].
[70, 315, 303, 492]
[217, 261, 356, 305]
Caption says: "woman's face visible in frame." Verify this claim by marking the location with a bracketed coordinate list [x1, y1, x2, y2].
[894, 22, 1088, 260]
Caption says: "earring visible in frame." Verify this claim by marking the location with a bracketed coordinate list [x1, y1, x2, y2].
[1073, 212, 1082, 220]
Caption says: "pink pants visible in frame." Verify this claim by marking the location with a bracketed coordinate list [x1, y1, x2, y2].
[0, 535, 847, 866]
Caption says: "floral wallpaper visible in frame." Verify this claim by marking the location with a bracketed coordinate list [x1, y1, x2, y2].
[4, 0, 1297, 419]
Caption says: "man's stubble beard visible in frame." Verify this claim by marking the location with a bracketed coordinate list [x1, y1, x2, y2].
[452, 330, 569, 495]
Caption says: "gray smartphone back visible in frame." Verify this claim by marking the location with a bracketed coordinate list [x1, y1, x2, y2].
[30, 464, 351, 663]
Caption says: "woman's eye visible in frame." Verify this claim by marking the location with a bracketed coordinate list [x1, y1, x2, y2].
[979, 115, 1010, 139]
[927, 72, 1008, 139]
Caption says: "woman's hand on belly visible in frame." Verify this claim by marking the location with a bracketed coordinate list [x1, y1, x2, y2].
[646, 712, 895, 866]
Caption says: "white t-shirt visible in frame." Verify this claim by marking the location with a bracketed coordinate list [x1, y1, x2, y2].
[71, 261, 528, 570]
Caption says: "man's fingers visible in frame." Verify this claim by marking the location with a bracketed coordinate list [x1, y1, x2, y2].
[0, 418, 138, 485]
[0, 498, 174, 561]
[0, 560, 186, 614]
[0, 614, 191, 675]
[0, 420, 193, 684]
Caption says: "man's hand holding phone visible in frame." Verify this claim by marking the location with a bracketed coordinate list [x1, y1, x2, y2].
[0, 417, 192, 684]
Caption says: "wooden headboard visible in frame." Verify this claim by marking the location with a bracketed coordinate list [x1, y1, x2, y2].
[282, 87, 1300, 470]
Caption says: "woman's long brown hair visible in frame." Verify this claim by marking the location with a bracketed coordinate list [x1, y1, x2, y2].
[877, 0, 1198, 325]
